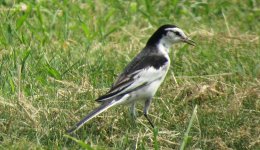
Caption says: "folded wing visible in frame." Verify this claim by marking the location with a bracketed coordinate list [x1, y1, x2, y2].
[96, 54, 168, 102]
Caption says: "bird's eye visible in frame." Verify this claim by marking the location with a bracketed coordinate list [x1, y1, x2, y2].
[174, 31, 181, 36]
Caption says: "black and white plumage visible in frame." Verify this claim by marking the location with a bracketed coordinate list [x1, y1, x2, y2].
[67, 24, 195, 133]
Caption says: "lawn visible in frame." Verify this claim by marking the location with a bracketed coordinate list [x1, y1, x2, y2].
[0, 0, 259, 149]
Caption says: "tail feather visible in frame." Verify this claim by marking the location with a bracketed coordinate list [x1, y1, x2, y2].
[67, 100, 117, 133]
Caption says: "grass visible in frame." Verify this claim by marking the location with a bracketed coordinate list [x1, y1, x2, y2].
[0, 0, 259, 149]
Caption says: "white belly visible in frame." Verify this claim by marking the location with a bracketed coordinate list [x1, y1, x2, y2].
[125, 62, 170, 103]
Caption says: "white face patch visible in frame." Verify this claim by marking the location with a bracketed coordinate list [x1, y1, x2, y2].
[160, 27, 188, 46]
[156, 27, 190, 54]
[165, 27, 187, 39]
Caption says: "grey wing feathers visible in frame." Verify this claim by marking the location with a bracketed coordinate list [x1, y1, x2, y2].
[95, 53, 168, 102]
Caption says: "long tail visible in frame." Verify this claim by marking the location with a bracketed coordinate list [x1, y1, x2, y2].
[67, 100, 117, 133]
[67, 94, 130, 133]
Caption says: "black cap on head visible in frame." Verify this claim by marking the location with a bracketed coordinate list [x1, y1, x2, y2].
[146, 24, 177, 46]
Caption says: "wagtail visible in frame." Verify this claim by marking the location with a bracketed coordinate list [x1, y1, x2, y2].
[68, 24, 195, 133]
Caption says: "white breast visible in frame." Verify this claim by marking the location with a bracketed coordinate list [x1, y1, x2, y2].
[128, 60, 170, 102]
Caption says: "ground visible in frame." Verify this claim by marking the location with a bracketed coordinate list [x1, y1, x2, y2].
[0, 0, 259, 149]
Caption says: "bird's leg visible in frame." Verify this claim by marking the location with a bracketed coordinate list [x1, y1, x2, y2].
[144, 98, 154, 128]
[130, 101, 137, 118]
[129, 102, 138, 127]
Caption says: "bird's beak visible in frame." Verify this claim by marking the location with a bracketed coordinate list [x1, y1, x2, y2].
[182, 38, 196, 46]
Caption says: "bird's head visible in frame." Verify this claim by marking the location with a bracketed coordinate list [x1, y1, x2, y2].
[146, 24, 195, 48]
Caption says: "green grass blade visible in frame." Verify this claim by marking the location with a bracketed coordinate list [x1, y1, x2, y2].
[180, 105, 198, 150]
[153, 127, 159, 150]
[21, 49, 31, 74]
[16, 5, 31, 30]
[64, 134, 94, 150]
[44, 63, 62, 80]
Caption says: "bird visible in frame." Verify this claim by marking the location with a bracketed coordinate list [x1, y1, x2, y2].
[67, 24, 195, 133]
